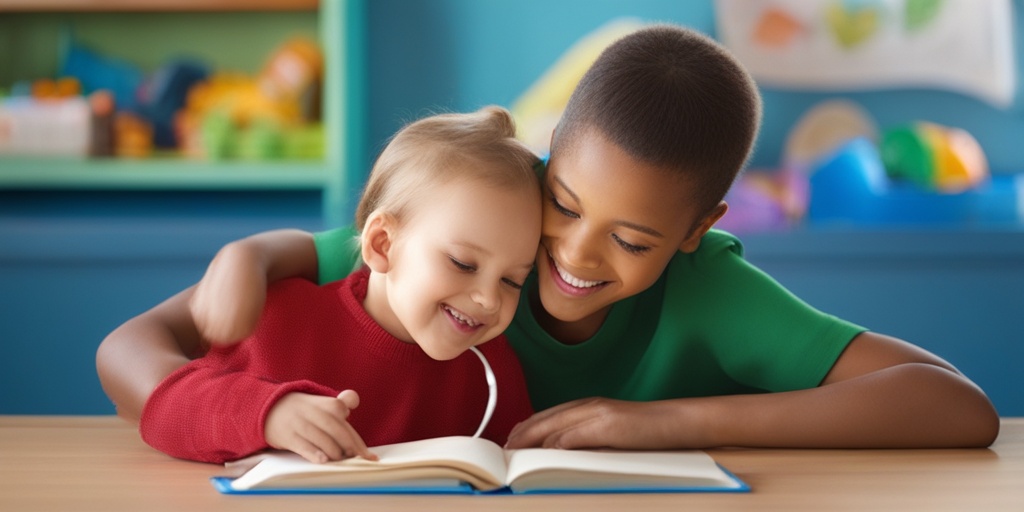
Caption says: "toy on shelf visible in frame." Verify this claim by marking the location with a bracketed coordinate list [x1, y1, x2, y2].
[137, 60, 211, 149]
[719, 97, 1014, 231]
[720, 99, 878, 233]
[0, 94, 92, 157]
[1, 26, 324, 162]
[59, 34, 144, 113]
[114, 112, 154, 159]
[176, 37, 324, 161]
[88, 90, 115, 157]
[881, 122, 988, 193]
[807, 135, 1016, 226]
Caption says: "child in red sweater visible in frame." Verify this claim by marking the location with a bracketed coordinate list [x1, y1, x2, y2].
[138, 106, 540, 464]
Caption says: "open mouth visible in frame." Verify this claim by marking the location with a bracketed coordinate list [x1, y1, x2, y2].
[443, 304, 482, 333]
[548, 253, 608, 296]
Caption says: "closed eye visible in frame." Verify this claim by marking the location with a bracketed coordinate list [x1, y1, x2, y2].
[548, 193, 579, 219]
[501, 278, 524, 290]
[612, 233, 651, 255]
[448, 256, 475, 272]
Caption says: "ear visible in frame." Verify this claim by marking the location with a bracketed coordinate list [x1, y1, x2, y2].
[679, 201, 728, 253]
[360, 212, 397, 273]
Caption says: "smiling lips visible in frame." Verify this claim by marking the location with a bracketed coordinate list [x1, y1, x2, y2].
[443, 304, 482, 333]
[549, 253, 607, 296]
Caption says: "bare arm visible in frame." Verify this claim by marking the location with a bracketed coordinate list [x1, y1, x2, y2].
[505, 332, 1000, 449]
[96, 286, 203, 423]
[95, 229, 319, 423]
[190, 229, 319, 343]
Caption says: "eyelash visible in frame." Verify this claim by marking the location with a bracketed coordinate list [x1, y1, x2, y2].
[548, 194, 579, 219]
[612, 234, 651, 254]
[448, 256, 524, 290]
[548, 191, 652, 255]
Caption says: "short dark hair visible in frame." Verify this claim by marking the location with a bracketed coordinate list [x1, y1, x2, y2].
[552, 24, 761, 213]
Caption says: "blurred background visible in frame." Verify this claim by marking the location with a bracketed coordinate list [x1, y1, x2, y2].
[1, 0, 1021, 416]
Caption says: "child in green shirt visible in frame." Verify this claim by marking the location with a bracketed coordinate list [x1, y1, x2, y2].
[98, 24, 998, 450]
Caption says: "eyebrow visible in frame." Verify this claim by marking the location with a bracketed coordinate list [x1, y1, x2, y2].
[552, 175, 665, 238]
[454, 241, 535, 270]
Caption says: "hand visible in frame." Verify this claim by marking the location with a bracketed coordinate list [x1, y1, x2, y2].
[505, 397, 710, 450]
[190, 241, 267, 345]
[264, 390, 378, 463]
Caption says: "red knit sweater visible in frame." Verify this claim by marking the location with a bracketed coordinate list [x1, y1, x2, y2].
[139, 268, 534, 464]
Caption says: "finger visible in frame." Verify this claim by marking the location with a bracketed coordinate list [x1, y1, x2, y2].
[336, 389, 360, 413]
[311, 402, 377, 461]
[296, 421, 347, 461]
[338, 421, 378, 461]
[285, 435, 330, 464]
[540, 417, 607, 450]
[506, 400, 596, 448]
[507, 400, 580, 439]
[313, 417, 376, 461]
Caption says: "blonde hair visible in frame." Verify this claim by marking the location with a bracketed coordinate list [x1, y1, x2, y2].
[355, 106, 541, 230]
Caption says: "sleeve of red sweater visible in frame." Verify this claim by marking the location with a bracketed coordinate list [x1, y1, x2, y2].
[139, 280, 340, 464]
[139, 357, 338, 464]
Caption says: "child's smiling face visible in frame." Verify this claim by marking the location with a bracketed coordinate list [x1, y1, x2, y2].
[534, 130, 724, 341]
[367, 176, 541, 360]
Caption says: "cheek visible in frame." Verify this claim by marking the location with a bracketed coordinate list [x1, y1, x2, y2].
[492, 296, 520, 333]
[540, 205, 567, 237]
[395, 260, 445, 299]
[616, 254, 672, 293]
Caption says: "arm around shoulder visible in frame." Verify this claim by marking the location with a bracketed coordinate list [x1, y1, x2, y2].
[96, 286, 205, 423]
[96, 228, 319, 423]
[190, 229, 319, 344]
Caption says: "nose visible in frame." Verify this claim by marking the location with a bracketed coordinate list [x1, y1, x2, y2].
[471, 281, 500, 313]
[559, 224, 602, 270]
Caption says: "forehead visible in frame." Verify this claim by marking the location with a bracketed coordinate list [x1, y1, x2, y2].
[406, 178, 540, 247]
[548, 132, 702, 238]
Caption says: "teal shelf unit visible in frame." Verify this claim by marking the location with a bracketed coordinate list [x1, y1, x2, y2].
[0, 0, 366, 415]
[0, 0, 365, 227]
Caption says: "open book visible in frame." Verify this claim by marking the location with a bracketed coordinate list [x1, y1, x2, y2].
[211, 436, 748, 494]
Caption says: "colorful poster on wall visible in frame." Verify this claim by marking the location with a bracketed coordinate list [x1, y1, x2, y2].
[715, 0, 1016, 108]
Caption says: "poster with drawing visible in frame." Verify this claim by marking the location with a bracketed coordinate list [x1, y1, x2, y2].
[715, 0, 1016, 107]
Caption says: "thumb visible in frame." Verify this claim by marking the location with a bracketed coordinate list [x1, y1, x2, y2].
[336, 389, 360, 412]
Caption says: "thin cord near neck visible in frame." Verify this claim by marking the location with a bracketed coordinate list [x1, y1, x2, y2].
[468, 346, 497, 438]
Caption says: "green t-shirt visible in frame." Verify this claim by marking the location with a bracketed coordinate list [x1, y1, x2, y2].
[314, 228, 865, 411]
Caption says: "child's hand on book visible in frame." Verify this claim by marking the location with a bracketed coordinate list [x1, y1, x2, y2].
[264, 390, 378, 464]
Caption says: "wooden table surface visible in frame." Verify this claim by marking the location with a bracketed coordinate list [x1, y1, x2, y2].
[1, 416, 1021, 511]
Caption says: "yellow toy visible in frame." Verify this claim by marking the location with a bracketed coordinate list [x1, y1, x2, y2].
[175, 37, 323, 161]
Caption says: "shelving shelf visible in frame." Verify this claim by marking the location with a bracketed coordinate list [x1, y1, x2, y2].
[0, 158, 329, 190]
[0, 0, 358, 227]
[0, 0, 318, 12]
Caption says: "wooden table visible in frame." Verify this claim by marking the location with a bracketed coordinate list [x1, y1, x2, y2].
[1, 416, 1021, 511]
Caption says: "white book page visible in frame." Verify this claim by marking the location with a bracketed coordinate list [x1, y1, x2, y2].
[230, 436, 508, 491]
[505, 448, 741, 491]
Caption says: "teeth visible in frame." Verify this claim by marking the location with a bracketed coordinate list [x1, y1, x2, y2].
[553, 258, 603, 288]
[445, 306, 479, 327]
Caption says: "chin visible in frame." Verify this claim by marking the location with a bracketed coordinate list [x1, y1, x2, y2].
[539, 291, 598, 323]
[421, 345, 465, 361]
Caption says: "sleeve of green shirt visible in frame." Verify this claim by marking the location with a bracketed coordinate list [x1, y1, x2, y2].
[665, 231, 866, 393]
[313, 226, 362, 284]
